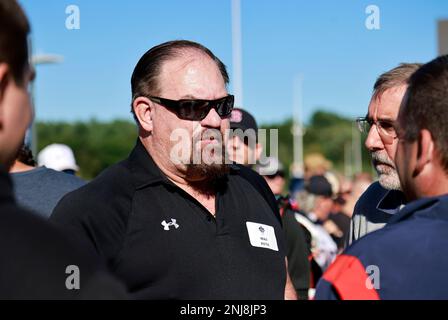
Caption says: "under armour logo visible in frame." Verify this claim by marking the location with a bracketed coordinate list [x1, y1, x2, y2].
[161, 218, 179, 231]
[259, 226, 265, 233]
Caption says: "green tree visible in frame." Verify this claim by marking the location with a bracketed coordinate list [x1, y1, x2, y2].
[36, 119, 137, 179]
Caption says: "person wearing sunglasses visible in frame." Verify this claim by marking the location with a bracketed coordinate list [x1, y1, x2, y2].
[347, 63, 421, 246]
[52, 40, 295, 300]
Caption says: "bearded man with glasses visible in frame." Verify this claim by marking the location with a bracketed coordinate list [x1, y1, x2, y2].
[347, 63, 421, 245]
[51, 40, 295, 300]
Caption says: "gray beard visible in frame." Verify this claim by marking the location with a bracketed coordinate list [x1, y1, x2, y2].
[371, 151, 402, 191]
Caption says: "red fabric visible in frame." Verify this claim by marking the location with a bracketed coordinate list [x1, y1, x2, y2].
[290, 199, 299, 211]
[323, 254, 380, 300]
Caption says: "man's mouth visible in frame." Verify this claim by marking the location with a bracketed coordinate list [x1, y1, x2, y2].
[374, 161, 394, 173]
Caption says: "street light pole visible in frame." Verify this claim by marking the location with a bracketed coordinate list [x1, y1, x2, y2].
[231, 0, 243, 107]
[292, 74, 305, 177]
[352, 121, 362, 175]
[29, 54, 63, 156]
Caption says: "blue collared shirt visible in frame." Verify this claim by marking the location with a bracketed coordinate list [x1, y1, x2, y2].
[348, 181, 406, 245]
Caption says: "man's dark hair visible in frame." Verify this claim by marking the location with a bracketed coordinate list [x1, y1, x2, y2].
[401, 55, 448, 172]
[16, 144, 36, 166]
[0, 0, 31, 85]
[130, 40, 229, 120]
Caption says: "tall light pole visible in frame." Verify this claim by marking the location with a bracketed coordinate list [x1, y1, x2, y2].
[438, 20, 448, 56]
[231, 0, 243, 107]
[352, 121, 362, 175]
[344, 141, 352, 179]
[29, 54, 63, 156]
[291, 74, 305, 177]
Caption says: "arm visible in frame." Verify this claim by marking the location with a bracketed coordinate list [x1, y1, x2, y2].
[284, 257, 298, 300]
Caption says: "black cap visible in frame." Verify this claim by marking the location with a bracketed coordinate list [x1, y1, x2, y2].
[229, 108, 258, 132]
[305, 175, 333, 197]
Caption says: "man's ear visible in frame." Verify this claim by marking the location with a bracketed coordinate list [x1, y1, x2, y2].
[0, 63, 11, 130]
[415, 129, 434, 175]
[255, 142, 263, 163]
[0, 63, 10, 103]
[132, 96, 154, 133]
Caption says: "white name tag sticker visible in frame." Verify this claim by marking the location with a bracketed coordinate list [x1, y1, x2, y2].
[246, 222, 278, 251]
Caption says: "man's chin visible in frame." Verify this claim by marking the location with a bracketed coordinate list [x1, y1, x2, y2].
[378, 173, 402, 191]
[186, 163, 229, 182]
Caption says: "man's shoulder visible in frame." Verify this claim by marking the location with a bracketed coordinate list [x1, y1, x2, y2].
[40, 167, 85, 186]
[345, 215, 425, 262]
[320, 212, 448, 299]
[65, 160, 133, 200]
[23, 167, 86, 189]
[1, 202, 90, 269]
[0, 203, 127, 298]
[230, 164, 281, 223]
[231, 164, 273, 194]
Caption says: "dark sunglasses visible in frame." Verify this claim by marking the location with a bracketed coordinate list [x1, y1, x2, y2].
[265, 171, 285, 179]
[148, 95, 234, 121]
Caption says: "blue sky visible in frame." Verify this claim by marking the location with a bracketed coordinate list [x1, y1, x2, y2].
[20, 0, 448, 125]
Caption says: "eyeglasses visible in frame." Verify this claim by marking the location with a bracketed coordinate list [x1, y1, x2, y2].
[356, 117, 398, 144]
[148, 95, 234, 121]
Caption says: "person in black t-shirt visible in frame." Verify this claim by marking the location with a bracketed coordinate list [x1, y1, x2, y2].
[52, 40, 294, 299]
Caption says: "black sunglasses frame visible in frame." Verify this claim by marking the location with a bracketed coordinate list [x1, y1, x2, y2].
[149, 95, 234, 121]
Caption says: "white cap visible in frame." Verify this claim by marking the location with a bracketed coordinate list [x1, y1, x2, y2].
[37, 144, 79, 172]
[254, 157, 284, 176]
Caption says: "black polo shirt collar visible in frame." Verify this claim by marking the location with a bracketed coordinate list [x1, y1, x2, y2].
[128, 139, 168, 189]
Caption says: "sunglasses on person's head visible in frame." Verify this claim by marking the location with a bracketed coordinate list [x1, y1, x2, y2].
[148, 95, 234, 121]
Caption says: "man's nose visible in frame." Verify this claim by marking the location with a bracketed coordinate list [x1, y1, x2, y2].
[365, 124, 384, 151]
[200, 107, 222, 128]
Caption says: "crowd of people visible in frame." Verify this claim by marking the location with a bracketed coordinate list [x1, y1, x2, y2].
[1, 0, 448, 300]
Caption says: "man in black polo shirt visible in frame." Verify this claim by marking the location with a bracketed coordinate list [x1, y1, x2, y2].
[52, 40, 292, 299]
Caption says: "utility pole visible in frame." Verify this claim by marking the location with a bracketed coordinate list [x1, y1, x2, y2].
[29, 54, 63, 156]
[231, 0, 243, 107]
[292, 74, 304, 177]
[438, 20, 448, 56]
[344, 141, 352, 179]
[352, 121, 362, 175]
